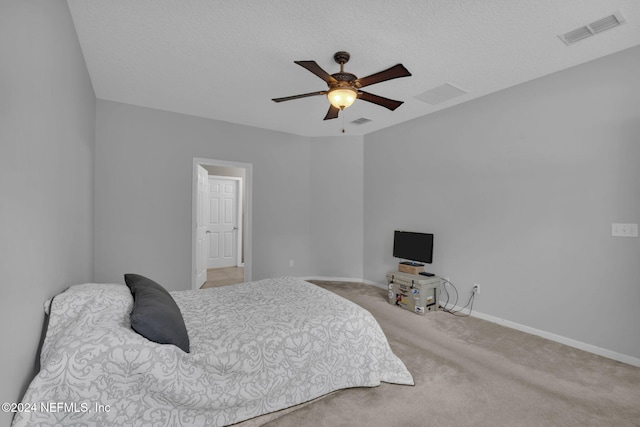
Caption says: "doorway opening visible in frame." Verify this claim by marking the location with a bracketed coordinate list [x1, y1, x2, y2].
[192, 158, 252, 289]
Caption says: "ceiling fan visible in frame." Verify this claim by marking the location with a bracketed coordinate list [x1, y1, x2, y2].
[272, 51, 411, 120]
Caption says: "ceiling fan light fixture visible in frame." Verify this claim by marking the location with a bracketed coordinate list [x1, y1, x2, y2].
[327, 87, 357, 110]
[274, 52, 411, 120]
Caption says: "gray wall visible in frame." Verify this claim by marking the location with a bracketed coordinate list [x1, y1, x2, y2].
[309, 136, 364, 278]
[95, 100, 314, 289]
[0, 1, 95, 424]
[364, 46, 640, 359]
[95, 101, 367, 289]
[204, 165, 246, 179]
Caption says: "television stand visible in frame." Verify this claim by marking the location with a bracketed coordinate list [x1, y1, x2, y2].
[399, 261, 424, 266]
[387, 271, 442, 315]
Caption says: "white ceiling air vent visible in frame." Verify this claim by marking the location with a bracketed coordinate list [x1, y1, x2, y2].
[558, 12, 625, 45]
[351, 117, 372, 125]
[415, 83, 468, 106]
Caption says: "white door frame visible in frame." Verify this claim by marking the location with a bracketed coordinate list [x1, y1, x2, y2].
[195, 165, 210, 287]
[207, 174, 243, 268]
[192, 157, 252, 289]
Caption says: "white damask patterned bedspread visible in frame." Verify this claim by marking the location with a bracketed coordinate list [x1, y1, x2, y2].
[13, 277, 413, 426]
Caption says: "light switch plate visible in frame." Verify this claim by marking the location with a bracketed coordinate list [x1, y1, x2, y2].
[612, 223, 638, 237]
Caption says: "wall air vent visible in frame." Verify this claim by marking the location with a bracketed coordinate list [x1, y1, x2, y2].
[414, 83, 468, 106]
[351, 117, 372, 125]
[558, 12, 625, 45]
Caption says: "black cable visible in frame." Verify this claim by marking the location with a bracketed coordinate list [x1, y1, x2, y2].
[450, 292, 474, 317]
[441, 280, 451, 309]
[439, 276, 458, 312]
[437, 276, 475, 317]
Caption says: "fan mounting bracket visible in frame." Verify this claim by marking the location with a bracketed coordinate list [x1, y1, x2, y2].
[333, 51, 350, 65]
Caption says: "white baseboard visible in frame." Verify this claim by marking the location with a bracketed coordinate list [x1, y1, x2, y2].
[300, 276, 640, 368]
[467, 309, 640, 368]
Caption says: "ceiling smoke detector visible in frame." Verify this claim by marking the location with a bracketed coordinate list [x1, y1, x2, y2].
[558, 12, 625, 45]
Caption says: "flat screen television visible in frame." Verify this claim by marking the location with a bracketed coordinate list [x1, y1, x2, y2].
[393, 231, 433, 265]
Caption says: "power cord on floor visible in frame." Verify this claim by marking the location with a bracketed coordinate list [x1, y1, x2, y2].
[438, 276, 475, 317]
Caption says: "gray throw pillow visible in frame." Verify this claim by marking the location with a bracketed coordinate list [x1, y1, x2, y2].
[124, 274, 190, 353]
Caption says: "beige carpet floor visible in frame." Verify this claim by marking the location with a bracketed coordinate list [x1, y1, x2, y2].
[239, 280, 640, 427]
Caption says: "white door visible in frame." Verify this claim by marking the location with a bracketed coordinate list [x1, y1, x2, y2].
[207, 178, 238, 269]
[195, 165, 209, 287]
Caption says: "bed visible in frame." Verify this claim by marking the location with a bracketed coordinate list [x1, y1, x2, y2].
[12, 276, 413, 426]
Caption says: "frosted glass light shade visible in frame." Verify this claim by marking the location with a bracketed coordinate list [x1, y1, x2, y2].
[327, 87, 357, 109]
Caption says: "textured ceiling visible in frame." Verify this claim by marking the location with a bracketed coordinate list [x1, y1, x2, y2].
[67, 0, 640, 137]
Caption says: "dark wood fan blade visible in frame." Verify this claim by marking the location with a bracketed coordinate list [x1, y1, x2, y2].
[354, 64, 411, 88]
[294, 61, 338, 84]
[272, 91, 327, 103]
[357, 91, 404, 111]
[323, 105, 340, 120]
